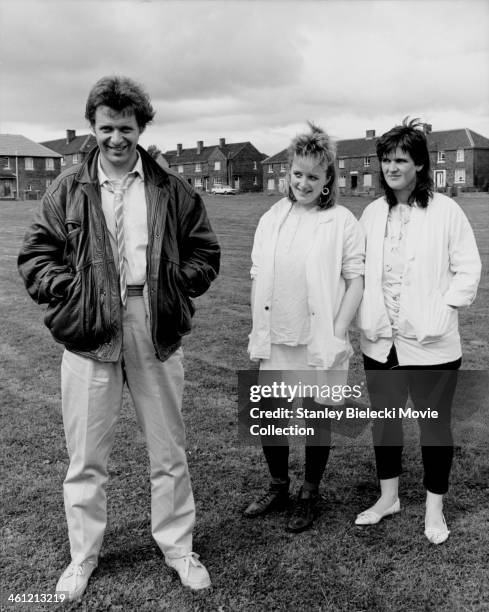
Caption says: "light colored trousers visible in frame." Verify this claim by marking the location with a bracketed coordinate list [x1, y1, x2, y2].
[61, 295, 195, 564]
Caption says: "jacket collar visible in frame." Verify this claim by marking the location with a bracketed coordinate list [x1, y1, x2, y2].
[273, 197, 336, 223]
[75, 144, 170, 188]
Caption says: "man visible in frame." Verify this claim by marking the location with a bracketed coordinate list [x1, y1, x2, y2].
[18, 76, 220, 600]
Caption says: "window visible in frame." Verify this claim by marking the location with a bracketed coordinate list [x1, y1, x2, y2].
[456, 149, 464, 162]
[363, 174, 372, 187]
[45, 158, 54, 170]
[195, 163, 201, 172]
[364, 156, 371, 167]
[280, 163, 286, 173]
[437, 151, 445, 163]
[338, 159, 345, 169]
[25, 157, 34, 170]
[253, 161, 257, 170]
[338, 175, 346, 188]
[61, 157, 65, 166]
[27, 184, 33, 191]
[195, 177, 202, 188]
[46, 178, 53, 188]
[267, 178, 275, 190]
[268, 164, 273, 173]
[72, 154, 79, 164]
[454, 168, 466, 183]
[178, 165, 184, 173]
[213, 177, 222, 186]
[4, 157, 10, 169]
[214, 161, 221, 171]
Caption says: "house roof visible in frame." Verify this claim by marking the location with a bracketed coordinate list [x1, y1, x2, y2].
[163, 141, 261, 164]
[41, 134, 97, 155]
[337, 128, 489, 159]
[337, 138, 377, 158]
[262, 148, 288, 164]
[0, 134, 62, 157]
[467, 129, 489, 148]
[427, 128, 489, 150]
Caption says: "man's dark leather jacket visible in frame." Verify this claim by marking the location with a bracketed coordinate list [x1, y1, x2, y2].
[18, 145, 220, 362]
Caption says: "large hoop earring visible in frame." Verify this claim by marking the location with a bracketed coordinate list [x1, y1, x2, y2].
[321, 186, 330, 196]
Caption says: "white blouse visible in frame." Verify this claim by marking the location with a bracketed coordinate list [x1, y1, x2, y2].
[382, 203, 411, 330]
[270, 204, 315, 345]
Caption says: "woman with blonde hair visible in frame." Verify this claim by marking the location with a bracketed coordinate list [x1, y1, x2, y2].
[355, 118, 481, 543]
[244, 123, 364, 532]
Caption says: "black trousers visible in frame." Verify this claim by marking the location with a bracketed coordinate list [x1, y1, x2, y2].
[363, 346, 461, 495]
[260, 397, 332, 487]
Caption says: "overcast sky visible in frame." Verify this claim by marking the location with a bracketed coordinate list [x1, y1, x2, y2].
[1, 0, 488, 156]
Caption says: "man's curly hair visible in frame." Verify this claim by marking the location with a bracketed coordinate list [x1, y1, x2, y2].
[85, 75, 155, 130]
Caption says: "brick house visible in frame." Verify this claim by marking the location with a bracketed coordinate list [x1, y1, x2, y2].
[0, 134, 62, 200]
[336, 129, 379, 197]
[162, 138, 266, 192]
[264, 126, 489, 196]
[262, 149, 289, 194]
[41, 130, 97, 169]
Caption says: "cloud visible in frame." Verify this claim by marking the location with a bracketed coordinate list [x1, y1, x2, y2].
[1, 0, 488, 153]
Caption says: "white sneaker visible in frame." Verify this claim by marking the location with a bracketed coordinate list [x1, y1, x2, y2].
[166, 552, 211, 590]
[55, 559, 97, 601]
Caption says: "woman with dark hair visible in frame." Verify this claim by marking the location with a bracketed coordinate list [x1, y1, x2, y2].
[244, 123, 364, 532]
[355, 118, 481, 543]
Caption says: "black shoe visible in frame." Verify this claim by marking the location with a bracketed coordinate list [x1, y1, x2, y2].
[243, 481, 289, 518]
[286, 488, 319, 533]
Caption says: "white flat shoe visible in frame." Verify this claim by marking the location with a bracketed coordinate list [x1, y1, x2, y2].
[355, 499, 401, 525]
[424, 514, 450, 545]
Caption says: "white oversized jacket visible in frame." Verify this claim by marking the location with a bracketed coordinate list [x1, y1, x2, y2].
[357, 192, 481, 350]
[248, 197, 365, 368]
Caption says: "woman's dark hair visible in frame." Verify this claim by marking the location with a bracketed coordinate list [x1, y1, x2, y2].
[85, 76, 155, 130]
[286, 121, 337, 209]
[377, 117, 433, 208]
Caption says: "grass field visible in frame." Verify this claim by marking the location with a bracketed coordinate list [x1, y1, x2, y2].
[1, 193, 488, 612]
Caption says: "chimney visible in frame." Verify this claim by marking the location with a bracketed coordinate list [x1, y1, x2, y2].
[66, 129, 76, 143]
[177, 143, 182, 156]
[219, 137, 226, 147]
[423, 123, 432, 134]
[197, 140, 203, 155]
[365, 129, 375, 140]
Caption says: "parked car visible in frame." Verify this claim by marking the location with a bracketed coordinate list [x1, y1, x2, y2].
[211, 185, 237, 195]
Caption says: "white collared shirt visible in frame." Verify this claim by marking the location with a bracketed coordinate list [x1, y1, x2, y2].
[98, 154, 148, 285]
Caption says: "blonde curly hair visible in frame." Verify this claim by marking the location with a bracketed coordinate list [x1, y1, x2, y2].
[286, 122, 337, 209]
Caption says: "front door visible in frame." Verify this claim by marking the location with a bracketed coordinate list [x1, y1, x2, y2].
[435, 170, 446, 189]
[0, 179, 13, 197]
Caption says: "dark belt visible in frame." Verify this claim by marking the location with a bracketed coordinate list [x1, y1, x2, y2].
[127, 285, 144, 297]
